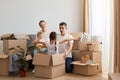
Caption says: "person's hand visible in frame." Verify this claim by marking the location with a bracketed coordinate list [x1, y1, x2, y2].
[63, 53, 67, 59]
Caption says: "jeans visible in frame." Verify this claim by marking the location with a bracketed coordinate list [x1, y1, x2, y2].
[33, 48, 47, 55]
[65, 57, 73, 73]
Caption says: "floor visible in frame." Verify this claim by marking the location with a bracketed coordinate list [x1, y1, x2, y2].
[0, 72, 108, 80]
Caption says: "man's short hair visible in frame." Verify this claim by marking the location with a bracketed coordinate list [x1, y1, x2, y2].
[59, 22, 67, 29]
[39, 20, 46, 25]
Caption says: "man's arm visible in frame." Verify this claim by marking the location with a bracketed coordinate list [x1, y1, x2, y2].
[63, 42, 73, 58]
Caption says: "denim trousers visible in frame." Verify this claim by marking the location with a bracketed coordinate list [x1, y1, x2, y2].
[33, 48, 47, 55]
[65, 57, 73, 73]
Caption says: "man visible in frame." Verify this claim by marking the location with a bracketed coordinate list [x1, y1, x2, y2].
[32, 20, 50, 73]
[58, 22, 74, 73]
[37, 20, 51, 41]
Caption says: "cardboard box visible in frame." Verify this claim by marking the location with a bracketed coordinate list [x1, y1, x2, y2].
[3, 40, 27, 54]
[72, 61, 98, 75]
[72, 50, 81, 61]
[108, 73, 120, 80]
[70, 32, 82, 50]
[0, 54, 9, 76]
[79, 42, 91, 51]
[72, 50, 102, 72]
[0, 40, 3, 53]
[81, 51, 102, 72]
[0, 33, 30, 40]
[88, 43, 101, 51]
[72, 50, 92, 61]
[33, 54, 65, 78]
[70, 32, 82, 38]
[72, 40, 80, 50]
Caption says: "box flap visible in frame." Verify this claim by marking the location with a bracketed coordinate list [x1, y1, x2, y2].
[70, 32, 82, 37]
[71, 61, 98, 66]
[0, 33, 30, 40]
[33, 54, 51, 66]
[14, 34, 30, 40]
[0, 33, 13, 38]
[0, 33, 16, 40]
[0, 54, 8, 58]
[52, 54, 65, 66]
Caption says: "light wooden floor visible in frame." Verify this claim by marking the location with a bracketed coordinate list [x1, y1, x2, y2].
[0, 72, 108, 80]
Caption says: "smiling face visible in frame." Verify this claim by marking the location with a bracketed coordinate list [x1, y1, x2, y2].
[39, 22, 46, 30]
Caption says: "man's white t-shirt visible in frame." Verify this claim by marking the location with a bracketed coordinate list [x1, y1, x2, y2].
[35, 30, 51, 42]
[40, 30, 51, 42]
[45, 41, 59, 55]
[57, 33, 73, 58]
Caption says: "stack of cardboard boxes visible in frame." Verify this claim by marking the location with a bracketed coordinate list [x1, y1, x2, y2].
[0, 33, 29, 76]
[71, 32, 102, 75]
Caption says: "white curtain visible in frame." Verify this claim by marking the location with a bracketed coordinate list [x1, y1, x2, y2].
[89, 0, 114, 73]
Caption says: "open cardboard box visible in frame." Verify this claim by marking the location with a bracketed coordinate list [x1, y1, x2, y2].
[72, 50, 102, 72]
[0, 54, 9, 76]
[3, 40, 27, 54]
[72, 61, 98, 75]
[33, 54, 65, 79]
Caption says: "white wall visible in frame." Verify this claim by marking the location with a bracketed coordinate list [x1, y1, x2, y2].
[0, 0, 83, 35]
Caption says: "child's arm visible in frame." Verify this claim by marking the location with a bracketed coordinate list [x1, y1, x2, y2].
[32, 39, 46, 46]
[32, 39, 40, 45]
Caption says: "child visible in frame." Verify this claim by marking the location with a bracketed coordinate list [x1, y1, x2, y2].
[32, 31, 47, 54]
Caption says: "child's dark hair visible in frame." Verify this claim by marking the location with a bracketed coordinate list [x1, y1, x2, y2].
[49, 31, 57, 51]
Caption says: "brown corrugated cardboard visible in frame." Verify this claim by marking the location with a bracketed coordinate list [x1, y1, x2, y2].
[3, 40, 27, 54]
[72, 50, 102, 72]
[81, 51, 102, 72]
[88, 43, 101, 51]
[72, 40, 80, 50]
[35, 64, 65, 78]
[0, 33, 30, 40]
[108, 73, 120, 80]
[72, 50, 81, 61]
[72, 61, 98, 75]
[0, 33, 16, 40]
[70, 32, 82, 50]
[33, 54, 65, 78]
[0, 54, 9, 76]
[70, 32, 82, 38]
[72, 50, 92, 61]
[79, 42, 91, 51]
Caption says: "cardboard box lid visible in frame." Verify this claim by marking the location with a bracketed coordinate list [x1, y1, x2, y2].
[0, 33, 30, 40]
[0, 33, 16, 40]
[0, 54, 8, 58]
[70, 32, 82, 37]
[71, 61, 98, 66]
[33, 54, 51, 66]
[33, 54, 65, 66]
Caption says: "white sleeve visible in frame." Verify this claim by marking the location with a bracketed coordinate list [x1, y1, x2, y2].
[68, 34, 74, 43]
[56, 41, 59, 54]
